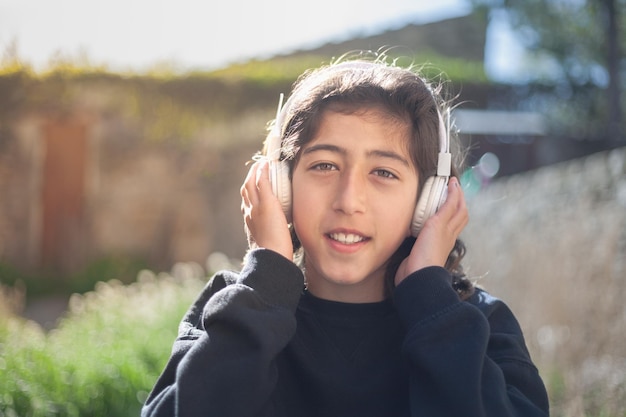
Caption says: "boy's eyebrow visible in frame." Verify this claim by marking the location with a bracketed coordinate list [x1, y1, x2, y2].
[368, 149, 411, 167]
[301, 143, 345, 156]
[302, 143, 411, 167]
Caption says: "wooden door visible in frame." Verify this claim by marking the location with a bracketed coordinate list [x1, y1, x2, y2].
[40, 117, 88, 274]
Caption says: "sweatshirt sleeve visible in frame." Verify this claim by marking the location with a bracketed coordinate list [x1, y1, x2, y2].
[394, 266, 550, 417]
[141, 248, 305, 417]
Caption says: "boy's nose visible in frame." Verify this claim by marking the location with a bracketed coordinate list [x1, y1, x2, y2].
[332, 170, 366, 215]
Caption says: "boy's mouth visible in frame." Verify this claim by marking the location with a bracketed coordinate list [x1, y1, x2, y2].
[327, 232, 368, 245]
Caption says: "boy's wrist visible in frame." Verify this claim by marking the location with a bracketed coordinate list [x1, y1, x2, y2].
[394, 266, 460, 325]
[240, 248, 303, 310]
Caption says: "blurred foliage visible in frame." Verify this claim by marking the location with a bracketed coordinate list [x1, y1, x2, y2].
[0, 267, 206, 417]
[0, 255, 148, 298]
[205, 53, 488, 84]
[470, 0, 626, 139]
[0, 50, 487, 146]
[0, 261, 624, 417]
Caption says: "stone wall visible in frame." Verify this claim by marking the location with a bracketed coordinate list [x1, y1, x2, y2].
[0, 110, 263, 276]
[463, 147, 626, 415]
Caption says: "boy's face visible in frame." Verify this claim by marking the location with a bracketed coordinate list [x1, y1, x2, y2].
[291, 109, 419, 303]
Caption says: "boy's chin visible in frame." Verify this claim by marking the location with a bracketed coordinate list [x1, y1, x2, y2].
[305, 268, 387, 302]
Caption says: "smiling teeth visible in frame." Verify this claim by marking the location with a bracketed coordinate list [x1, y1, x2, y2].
[329, 233, 365, 244]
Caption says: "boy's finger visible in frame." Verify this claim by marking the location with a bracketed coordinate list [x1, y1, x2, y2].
[446, 178, 468, 232]
[431, 177, 466, 232]
[241, 161, 262, 206]
[434, 177, 460, 218]
[255, 160, 270, 190]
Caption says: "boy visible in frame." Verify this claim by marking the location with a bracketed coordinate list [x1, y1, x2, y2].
[142, 56, 549, 417]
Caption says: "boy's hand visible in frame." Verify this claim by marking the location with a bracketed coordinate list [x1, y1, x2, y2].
[394, 177, 468, 286]
[241, 160, 293, 260]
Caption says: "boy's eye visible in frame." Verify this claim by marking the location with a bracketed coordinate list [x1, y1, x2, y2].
[312, 162, 336, 171]
[373, 169, 397, 179]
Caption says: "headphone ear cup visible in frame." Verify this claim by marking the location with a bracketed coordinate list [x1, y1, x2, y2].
[270, 159, 292, 223]
[411, 176, 448, 236]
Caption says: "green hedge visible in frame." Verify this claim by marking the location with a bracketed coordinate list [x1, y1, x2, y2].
[0, 265, 206, 417]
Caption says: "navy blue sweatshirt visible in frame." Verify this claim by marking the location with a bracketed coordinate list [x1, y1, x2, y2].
[142, 249, 549, 417]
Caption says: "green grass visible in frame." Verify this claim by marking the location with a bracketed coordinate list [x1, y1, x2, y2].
[0, 267, 206, 417]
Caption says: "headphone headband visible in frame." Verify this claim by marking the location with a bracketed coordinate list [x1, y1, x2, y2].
[437, 108, 452, 178]
[265, 93, 286, 163]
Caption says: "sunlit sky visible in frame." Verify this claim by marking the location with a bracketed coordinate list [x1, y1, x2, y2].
[0, 0, 524, 80]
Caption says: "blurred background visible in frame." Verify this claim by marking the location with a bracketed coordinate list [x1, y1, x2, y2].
[0, 0, 624, 416]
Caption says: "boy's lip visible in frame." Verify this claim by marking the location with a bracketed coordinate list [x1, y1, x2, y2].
[324, 228, 371, 251]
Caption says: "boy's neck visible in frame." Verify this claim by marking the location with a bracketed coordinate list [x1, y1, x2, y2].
[304, 276, 387, 304]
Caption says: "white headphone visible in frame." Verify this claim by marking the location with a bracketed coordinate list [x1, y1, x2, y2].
[265, 92, 452, 236]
